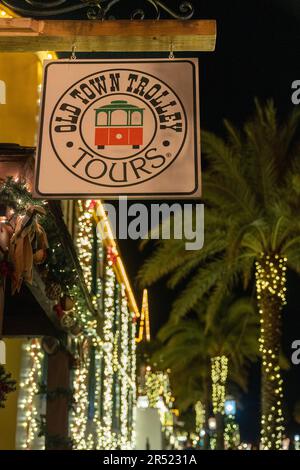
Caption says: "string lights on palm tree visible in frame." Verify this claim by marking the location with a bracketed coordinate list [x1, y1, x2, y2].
[136, 289, 151, 343]
[195, 400, 205, 435]
[255, 254, 286, 449]
[139, 101, 300, 449]
[211, 355, 228, 415]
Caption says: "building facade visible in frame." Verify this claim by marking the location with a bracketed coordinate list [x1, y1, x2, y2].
[0, 15, 138, 449]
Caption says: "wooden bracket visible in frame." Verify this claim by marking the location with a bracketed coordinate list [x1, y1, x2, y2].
[0, 18, 216, 52]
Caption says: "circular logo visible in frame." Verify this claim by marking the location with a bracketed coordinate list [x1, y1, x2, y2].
[50, 68, 187, 187]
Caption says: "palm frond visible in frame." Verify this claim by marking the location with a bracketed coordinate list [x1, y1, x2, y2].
[169, 259, 226, 321]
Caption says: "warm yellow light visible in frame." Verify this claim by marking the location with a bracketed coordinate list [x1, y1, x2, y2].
[72, 201, 137, 450]
[211, 355, 228, 414]
[0, 9, 12, 18]
[92, 201, 140, 319]
[17, 340, 44, 450]
[136, 289, 151, 343]
[256, 254, 286, 449]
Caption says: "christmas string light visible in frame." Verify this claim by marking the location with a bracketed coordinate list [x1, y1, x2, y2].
[209, 437, 216, 450]
[16, 199, 137, 450]
[145, 368, 175, 432]
[130, 319, 137, 449]
[195, 401, 205, 435]
[70, 346, 90, 449]
[256, 254, 286, 450]
[77, 200, 94, 292]
[102, 264, 115, 449]
[145, 370, 165, 408]
[16, 339, 45, 450]
[211, 356, 228, 414]
[224, 415, 240, 449]
[93, 200, 140, 320]
[136, 289, 150, 343]
[94, 347, 103, 448]
[73, 201, 137, 450]
[74, 200, 104, 334]
[120, 285, 130, 449]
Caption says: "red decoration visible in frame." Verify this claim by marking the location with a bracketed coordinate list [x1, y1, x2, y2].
[107, 245, 118, 265]
[89, 200, 97, 210]
[0, 260, 12, 278]
[53, 303, 64, 319]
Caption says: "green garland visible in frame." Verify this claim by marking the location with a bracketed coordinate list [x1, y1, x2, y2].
[0, 365, 17, 408]
[37, 382, 75, 410]
[41, 212, 78, 290]
[0, 177, 76, 291]
[37, 414, 73, 449]
[0, 178, 75, 286]
[0, 177, 43, 214]
[0, 177, 89, 331]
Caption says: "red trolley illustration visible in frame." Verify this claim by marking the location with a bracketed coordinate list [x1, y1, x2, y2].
[94, 100, 144, 149]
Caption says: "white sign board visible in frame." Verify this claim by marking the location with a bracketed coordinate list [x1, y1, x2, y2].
[0, 80, 5, 104]
[0, 340, 5, 364]
[34, 59, 200, 198]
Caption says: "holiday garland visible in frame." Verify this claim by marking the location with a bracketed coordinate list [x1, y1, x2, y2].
[0, 177, 93, 335]
[0, 177, 75, 294]
[0, 177, 47, 291]
[37, 414, 73, 450]
[0, 177, 43, 214]
[37, 382, 75, 410]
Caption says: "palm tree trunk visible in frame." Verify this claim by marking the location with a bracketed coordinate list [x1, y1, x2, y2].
[216, 412, 224, 450]
[211, 356, 228, 450]
[255, 254, 286, 449]
[203, 375, 210, 450]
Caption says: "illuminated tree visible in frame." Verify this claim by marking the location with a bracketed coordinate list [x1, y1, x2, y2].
[139, 101, 300, 449]
[152, 297, 259, 449]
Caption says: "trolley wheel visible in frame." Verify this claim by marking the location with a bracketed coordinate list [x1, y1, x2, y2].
[132, 145, 140, 149]
[97, 145, 105, 149]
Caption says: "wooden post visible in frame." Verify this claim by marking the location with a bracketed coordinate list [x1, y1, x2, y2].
[46, 348, 70, 450]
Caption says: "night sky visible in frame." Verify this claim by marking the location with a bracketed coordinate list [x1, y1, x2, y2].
[15, 0, 300, 444]
[116, 0, 300, 444]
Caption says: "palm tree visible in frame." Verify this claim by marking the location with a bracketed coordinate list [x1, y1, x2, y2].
[152, 297, 259, 449]
[139, 101, 300, 449]
[152, 320, 211, 449]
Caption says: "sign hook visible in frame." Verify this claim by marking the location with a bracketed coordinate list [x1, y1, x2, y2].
[70, 42, 77, 60]
[168, 41, 175, 60]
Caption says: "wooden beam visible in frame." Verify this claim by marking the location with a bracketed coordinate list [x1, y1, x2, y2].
[0, 18, 216, 52]
[0, 18, 39, 34]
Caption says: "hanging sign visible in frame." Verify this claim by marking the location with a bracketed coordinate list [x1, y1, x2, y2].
[0, 340, 5, 364]
[0, 80, 5, 104]
[34, 59, 200, 198]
